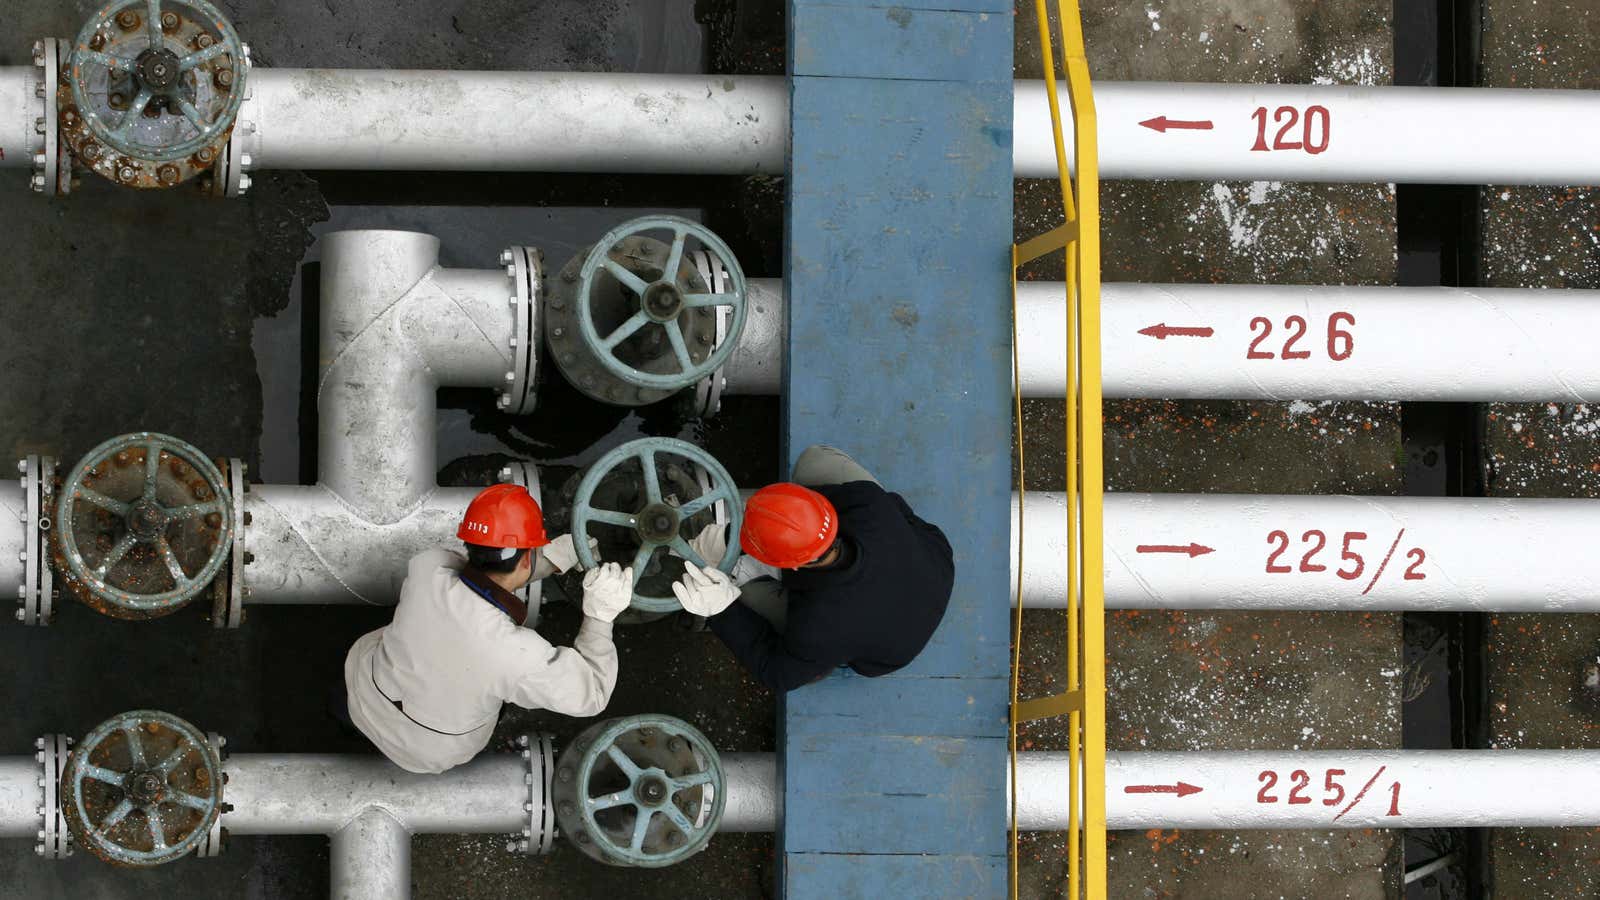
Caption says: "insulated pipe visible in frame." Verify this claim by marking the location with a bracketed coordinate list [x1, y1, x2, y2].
[331, 809, 409, 900]
[0, 758, 38, 838]
[241, 485, 479, 606]
[1015, 492, 1600, 612]
[0, 481, 23, 606]
[0, 67, 38, 170]
[237, 70, 789, 175]
[318, 231, 517, 524]
[1021, 751, 1600, 830]
[723, 281, 1600, 402]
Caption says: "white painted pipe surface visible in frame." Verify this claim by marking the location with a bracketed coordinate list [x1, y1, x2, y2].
[0, 481, 23, 609]
[0, 68, 38, 170]
[1014, 492, 1600, 612]
[1015, 82, 1600, 184]
[242, 485, 479, 606]
[319, 231, 517, 524]
[1019, 751, 1600, 830]
[331, 808, 410, 900]
[727, 281, 1600, 402]
[0, 759, 38, 837]
[239, 70, 788, 175]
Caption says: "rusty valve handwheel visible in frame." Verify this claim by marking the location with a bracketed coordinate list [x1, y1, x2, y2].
[53, 432, 234, 619]
[64, 0, 247, 188]
[61, 710, 224, 867]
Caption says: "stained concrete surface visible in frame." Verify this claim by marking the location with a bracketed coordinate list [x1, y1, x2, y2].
[1477, 1, 1600, 896]
[0, 1, 779, 897]
[1014, 0, 1403, 896]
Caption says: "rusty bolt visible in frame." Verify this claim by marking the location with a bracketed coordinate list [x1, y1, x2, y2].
[157, 164, 181, 186]
[194, 484, 211, 501]
[195, 33, 214, 49]
[204, 512, 222, 529]
[115, 10, 141, 31]
[63, 108, 80, 127]
[117, 164, 137, 183]
[81, 143, 102, 162]
[89, 33, 107, 51]
[214, 68, 234, 90]
[160, 11, 180, 32]
[196, 146, 216, 164]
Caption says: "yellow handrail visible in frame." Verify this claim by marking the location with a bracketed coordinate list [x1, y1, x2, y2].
[1008, 0, 1106, 896]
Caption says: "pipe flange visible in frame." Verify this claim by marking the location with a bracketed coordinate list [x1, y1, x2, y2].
[689, 250, 731, 419]
[61, 710, 224, 867]
[30, 39, 69, 196]
[61, 0, 248, 190]
[52, 433, 235, 620]
[496, 460, 545, 621]
[213, 458, 247, 629]
[505, 734, 556, 856]
[193, 732, 228, 858]
[17, 455, 57, 626]
[37, 733, 73, 859]
[501, 246, 542, 415]
[205, 46, 253, 199]
[550, 714, 725, 868]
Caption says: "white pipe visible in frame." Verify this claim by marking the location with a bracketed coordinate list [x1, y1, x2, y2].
[0, 67, 39, 170]
[0, 758, 38, 837]
[242, 485, 478, 606]
[239, 70, 788, 175]
[318, 231, 516, 524]
[331, 808, 410, 900]
[230, 73, 1600, 185]
[1014, 82, 1600, 184]
[1020, 750, 1600, 830]
[728, 281, 1600, 402]
[0, 481, 23, 609]
[1015, 492, 1600, 612]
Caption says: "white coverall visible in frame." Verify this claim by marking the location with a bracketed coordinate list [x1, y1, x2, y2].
[344, 550, 618, 774]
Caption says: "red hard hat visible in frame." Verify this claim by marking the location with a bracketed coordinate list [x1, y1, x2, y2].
[457, 484, 550, 549]
[740, 483, 838, 568]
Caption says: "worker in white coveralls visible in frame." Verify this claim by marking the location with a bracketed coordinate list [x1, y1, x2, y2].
[342, 484, 634, 774]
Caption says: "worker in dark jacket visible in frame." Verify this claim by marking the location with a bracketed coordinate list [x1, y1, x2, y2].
[671, 445, 954, 692]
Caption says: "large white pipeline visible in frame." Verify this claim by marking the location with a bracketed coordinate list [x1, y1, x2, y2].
[730, 280, 1600, 402]
[6, 70, 1600, 185]
[0, 481, 23, 607]
[1017, 492, 1600, 612]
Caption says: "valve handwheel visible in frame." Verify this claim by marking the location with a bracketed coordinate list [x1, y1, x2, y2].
[575, 216, 750, 390]
[63, 0, 247, 188]
[53, 432, 235, 619]
[551, 714, 725, 868]
[571, 438, 742, 613]
[60, 710, 224, 867]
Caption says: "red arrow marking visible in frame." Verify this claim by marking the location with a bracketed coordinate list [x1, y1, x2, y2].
[1139, 116, 1215, 133]
[1136, 543, 1215, 558]
[1125, 782, 1204, 798]
[1138, 323, 1215, 340]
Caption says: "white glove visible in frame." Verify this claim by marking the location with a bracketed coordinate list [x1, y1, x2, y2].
[671, 563, 740, 618]
[581, 562, 634, 623]
[687, 522, 728, 565]
[542, 533, 599, 574]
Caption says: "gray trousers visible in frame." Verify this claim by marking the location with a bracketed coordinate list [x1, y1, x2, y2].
[734, 445, 880, 633]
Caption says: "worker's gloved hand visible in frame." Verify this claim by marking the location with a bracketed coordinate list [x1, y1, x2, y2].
[542, 533, 600, 574]
[687, 522, 728, 564]
[671, 563, 741, 618]
[581, 562, 634, 623]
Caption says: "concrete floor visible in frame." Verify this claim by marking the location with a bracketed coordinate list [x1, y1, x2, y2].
[1479, 2, 1600, 896]
[1014, 0, 1404, 897]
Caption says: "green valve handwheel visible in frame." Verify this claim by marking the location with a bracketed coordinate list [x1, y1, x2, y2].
[52, 432, 234, 619]
[60, 710, 224, 867]
[63, 0, 248, 188]
[570, 437, 743, 613]
[551, 714, 726, 868]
